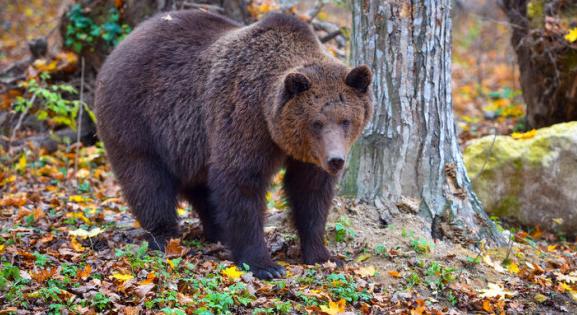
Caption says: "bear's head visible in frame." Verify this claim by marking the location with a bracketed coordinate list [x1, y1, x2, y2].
[269, 62, 373, 175]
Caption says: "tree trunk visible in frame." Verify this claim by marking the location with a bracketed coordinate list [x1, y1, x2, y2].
[500, 0, 577, 129]
[342, 0, 506, 246]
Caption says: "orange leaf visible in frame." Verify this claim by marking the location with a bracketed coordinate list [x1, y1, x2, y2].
[388, 270, 401, 278]
[165, 238, 186, 257]
[31, 267, 57, 283]
[77, 264, 91, 280]
[482, 299, 494, 312]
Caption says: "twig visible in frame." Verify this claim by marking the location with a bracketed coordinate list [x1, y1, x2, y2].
[181, 2, 224, 13]
[9, 93, 37, 155]
[473, 127, 498, 181]
[320, 30, 341, 43]
[306, 0, 324, 21]
[73, 57, 85, 178]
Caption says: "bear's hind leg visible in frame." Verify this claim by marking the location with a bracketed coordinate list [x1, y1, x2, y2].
[184, 185, 222, 243]
[114, 156, 179, 251]
[284, 158, 340, 265]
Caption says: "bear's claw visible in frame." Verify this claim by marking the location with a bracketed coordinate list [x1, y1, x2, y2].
[246, 262, 286, 280]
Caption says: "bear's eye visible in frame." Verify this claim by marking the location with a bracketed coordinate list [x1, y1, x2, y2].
[340, 119, 351, 129]
[311, 121, 324, 132]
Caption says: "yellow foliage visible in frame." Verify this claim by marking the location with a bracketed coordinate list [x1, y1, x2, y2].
[320, 299, 346, 315]
[565, 27, 577, 43]
[511, 129, 537, 140]
[112, 273, 134, 281]
[221, 266, 243, 280]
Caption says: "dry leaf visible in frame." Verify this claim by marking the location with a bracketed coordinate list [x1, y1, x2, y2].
[355, 266, 376, 277]
[320, 298, 346, 315]
[479, 283, 517, 299]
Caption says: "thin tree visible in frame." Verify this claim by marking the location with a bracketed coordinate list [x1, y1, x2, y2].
[342, 0, 506, 246]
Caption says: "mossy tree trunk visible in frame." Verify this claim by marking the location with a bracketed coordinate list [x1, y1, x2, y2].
[500, 0, 577, 128]
[342, 0, 506, 246]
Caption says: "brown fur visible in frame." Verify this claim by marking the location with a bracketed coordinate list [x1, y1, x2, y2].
[95, 10, 373, 279]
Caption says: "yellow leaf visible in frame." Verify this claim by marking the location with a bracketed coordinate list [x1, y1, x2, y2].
[565, 27, 577, 43]
[167, 258, 175, 269]
[511, 129, 537, 140]
[68, 227, 103, 239]
[70, 236, 85, 252]
[507, 262, 520, 274]
[221, 266, 243, 280]
[559, 282, 572, 292]
[69, 195, 87, 203]
[355, 252, 372, 262]
[479, 283, 517, 299]
[320, 299, 346, 315]
[112, 273, 134, 281]
[15, 154, 26, 172]
[355, 265, 376, 277]
[0, 244, 5, 254]
[534, 293, 548, 303]
[65, 212, 91, 224]
[547, 244, 557, 252]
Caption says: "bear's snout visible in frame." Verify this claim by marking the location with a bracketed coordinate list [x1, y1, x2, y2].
[327, 156, 345, 173]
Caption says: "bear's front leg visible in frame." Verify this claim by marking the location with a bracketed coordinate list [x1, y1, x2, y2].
[284, 158, 342, 265]
[209, 167, 286, 279]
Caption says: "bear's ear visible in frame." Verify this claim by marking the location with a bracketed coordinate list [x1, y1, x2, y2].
[284, 73, 311, 97]
[345, 65, 372, 93]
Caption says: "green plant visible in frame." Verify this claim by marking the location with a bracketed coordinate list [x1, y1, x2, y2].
[406, 272, 421, 288]
[65, 4, 131, 53]
[374, 244, 387, 256]
[424, 262, 456, 291]
[91, 292, 110, 311]
[410, 237, 433, 254]
[334, 216, 356, 243]
[326, 273, 371, 303]
[13, 73, 92, 130]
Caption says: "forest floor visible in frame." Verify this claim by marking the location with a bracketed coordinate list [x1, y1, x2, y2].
[1, 144, 577, 314]
[2, 1, 577, 314]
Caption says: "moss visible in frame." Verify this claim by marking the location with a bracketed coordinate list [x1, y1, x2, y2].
[527, 0, 545, 29]
[491, 195, 521, 217]
[464, 122, 577, 220]
[339, 142, 361, 197]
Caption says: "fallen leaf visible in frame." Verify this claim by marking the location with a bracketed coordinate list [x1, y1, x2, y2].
[355, 265, 376, 277]
[534, 293, 548, 303]
[222, 266, 243, 280]
[69, 227, 103, 239]
[77, 264, 91, 280]
[482, 299, 493, 312]
[165, 238, 186, 257]
[70, 236, 85, 252]
[320, 298, 346, 315]
[388, 270, 401, 278]
[479, 283, 517, 299]
[511, 129, 537, 140]
[507, 262, 520, 274]
[111, 273, 134, 282]
[565, 27, 577, 43]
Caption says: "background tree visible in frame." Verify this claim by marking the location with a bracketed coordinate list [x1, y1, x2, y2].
[342, 0, 506, 246]
[500, 0, 577, 128]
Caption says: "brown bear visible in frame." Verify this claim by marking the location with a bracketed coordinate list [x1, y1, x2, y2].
[95, 10, 373, 279]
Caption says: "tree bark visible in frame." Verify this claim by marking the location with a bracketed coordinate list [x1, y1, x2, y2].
[500, 0, 577, 129]
[342, 0, 506, 246]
